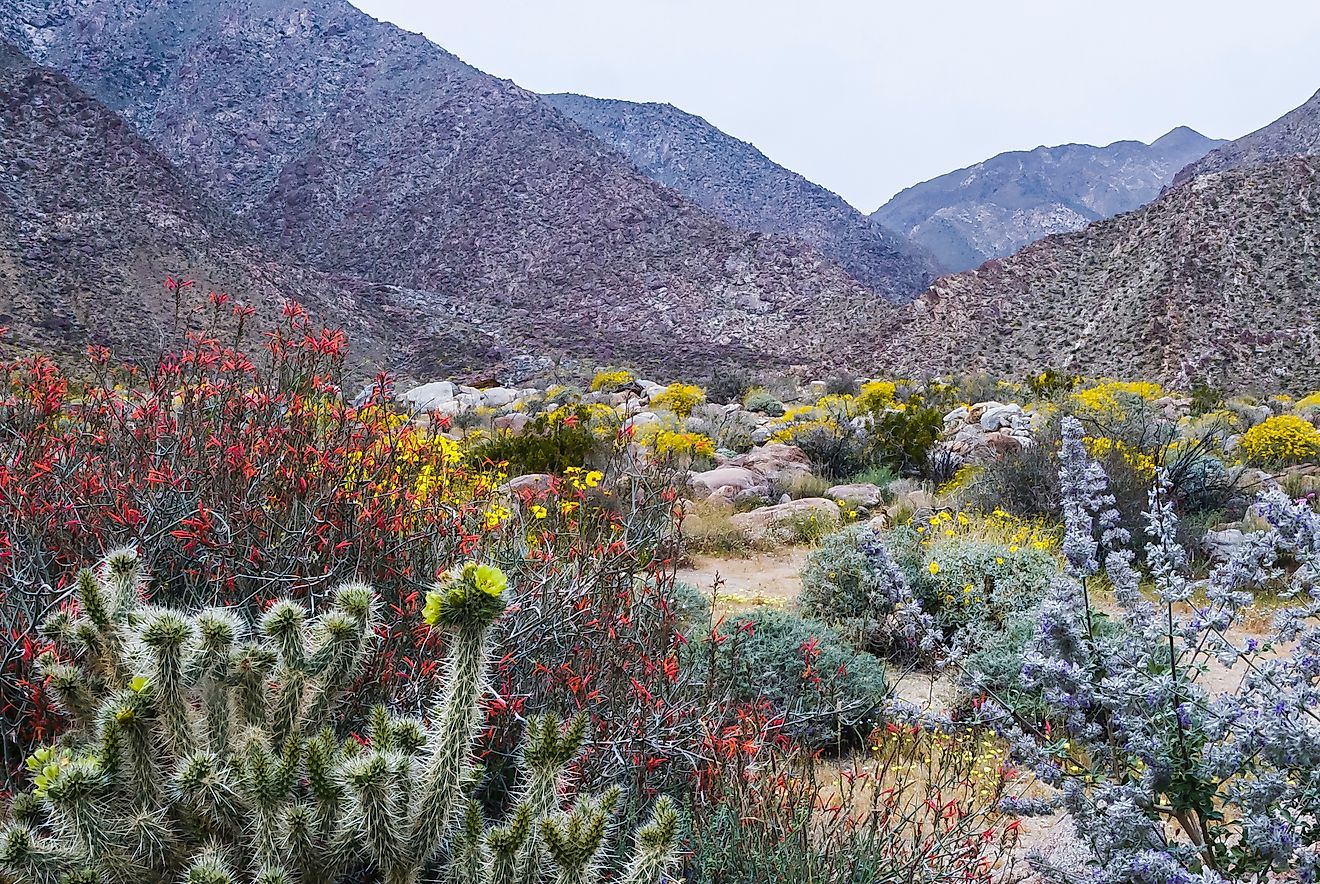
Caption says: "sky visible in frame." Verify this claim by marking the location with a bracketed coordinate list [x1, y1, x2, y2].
[353, 1, 1320, 212]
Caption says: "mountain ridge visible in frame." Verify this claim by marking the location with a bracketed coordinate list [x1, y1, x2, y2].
[0, 0, 916, 378]
[884, 155, 1320, 392]
[542, 91, 940, 296]
[872, 128, 1225, 272]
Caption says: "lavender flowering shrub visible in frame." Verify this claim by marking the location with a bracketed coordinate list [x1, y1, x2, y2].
[979, 417, 1320, 883]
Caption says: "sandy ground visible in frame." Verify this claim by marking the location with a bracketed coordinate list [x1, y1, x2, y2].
[677, 547, 810, 618]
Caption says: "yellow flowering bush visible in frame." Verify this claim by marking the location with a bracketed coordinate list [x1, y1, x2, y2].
[1071, 379, 1166, 422]
[856, 380, 900, 413]
[1240, 414, 1320, 466]
[650, 382, 706, 417]
[589, 367, 635, 392]
[638, 426, 716, 462]
[1085, 435, 1158, 479]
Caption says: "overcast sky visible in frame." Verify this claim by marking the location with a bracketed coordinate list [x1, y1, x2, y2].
[353, 1, 1320, 212]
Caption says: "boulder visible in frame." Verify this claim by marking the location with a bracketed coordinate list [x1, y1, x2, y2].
[724, 443, 813, 485]
[826, 483, 885, 508]
[1201, 528, 1250, 564]
[400, 381, 456, 411]
[690, 466, 766, 500]
[481, 387, 518, 408]
[979, 403, 1022, 432]
[729, 498, 841, 543]
[493, 413, 532, 435]
[984, 431, 1023, 457]
[624, 412, 660, 430]
[500, 473, 554, 496]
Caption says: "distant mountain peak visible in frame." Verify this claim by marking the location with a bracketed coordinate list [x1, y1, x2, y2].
[872, 129, 1225, 273]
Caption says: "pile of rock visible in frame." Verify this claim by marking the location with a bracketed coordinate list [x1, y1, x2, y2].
[939, 401, 1034, 463]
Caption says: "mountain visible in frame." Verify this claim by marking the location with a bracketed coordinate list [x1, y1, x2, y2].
[1174, 88, 1320, 183]
[542, 93, 939, 296]
[885, 156, 1320, 392]
[872, 128, 1225, 273]
[0, 0, 908, 376]
[0, 39, 414, 372]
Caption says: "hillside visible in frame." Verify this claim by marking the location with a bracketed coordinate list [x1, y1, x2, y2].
[1174, 87, 1320, 183]
[887, 156, 1320, 392]
[0, 40, 413, 373]
[873, 128, 1224, 272]
[543, 93, 938, 296]
[0, 0, 909, 374]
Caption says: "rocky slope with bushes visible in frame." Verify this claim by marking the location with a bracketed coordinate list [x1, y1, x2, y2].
[543, 93, 939, 296]
[0, 41, 411, 371]
[1174, 86, 1320, 183]
[0, 0, 911, 375]
[885, 156, 1320, 392]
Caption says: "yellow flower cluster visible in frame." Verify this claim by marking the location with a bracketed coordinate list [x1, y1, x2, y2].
[589, 368, 635, 392]
[1084, 435, 1158, 479]
[639, 427, 716, 460]
[1241, 414, 1320, 466]
[1071, 379, 1166, 421]
[856, 380, 900, 413]
[649, 382, 706, 418]
[915, 507, 1059, 552]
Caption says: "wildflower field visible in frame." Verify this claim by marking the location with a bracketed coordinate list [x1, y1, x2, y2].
[2, 312, 1320, 883]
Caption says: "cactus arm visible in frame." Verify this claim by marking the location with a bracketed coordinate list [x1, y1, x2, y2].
[619, 797, 680, 884]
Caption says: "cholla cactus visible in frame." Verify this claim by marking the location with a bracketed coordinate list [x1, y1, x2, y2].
[0, 551, 680, 884]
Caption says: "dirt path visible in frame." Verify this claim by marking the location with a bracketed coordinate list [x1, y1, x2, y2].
[677, 547, 810, 617]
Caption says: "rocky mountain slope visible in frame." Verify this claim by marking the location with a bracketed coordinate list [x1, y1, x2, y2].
[0, 40, 414, 372]
[542, 93, 938, 295]
[873, 128, 1225, 272]
[1174, 88, 1320, 183]
[0, 0, 911, 375]
[886, 156, 1320, 392]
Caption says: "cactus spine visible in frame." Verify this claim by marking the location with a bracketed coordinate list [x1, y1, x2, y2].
[1, 551, 680, 884]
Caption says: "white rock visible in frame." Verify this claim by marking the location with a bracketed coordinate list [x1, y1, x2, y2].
[826, 483, 885, 508]
[689, 466, 766, 500]
[400, 381, 456, 410]
[730, 498, 841, 543]
[481, 387, 517, 408]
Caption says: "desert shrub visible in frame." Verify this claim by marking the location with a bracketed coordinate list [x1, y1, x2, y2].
[824, 374, 860, 396]
[883, 516, 1058, 642]
[779, 471, 833, 500]
[1189, 379, 1226, 415]
[704, 369, 752, 405]
[1070, 378, 1166, 423]
[1026, 368, 1080, 399]
[635, 425, 716, 467]
[977, 421, 1320, 882]
[847, 464, 897, 490]
[868, 402, 943, 476]
[684, 404, 757, 453]
[798, 526, 936, 657]
[1240, 413, 1320, 466]
[743, 389, 785, 417]
[855, 380, 899, 413]
[700, 607, 889, 747]
[467, 404, 614, 475]
[0, 552, 680, 883]
[969, 418, 1065, 519]
[589, 367, 635, 393]
[649, 382, 705, 418]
